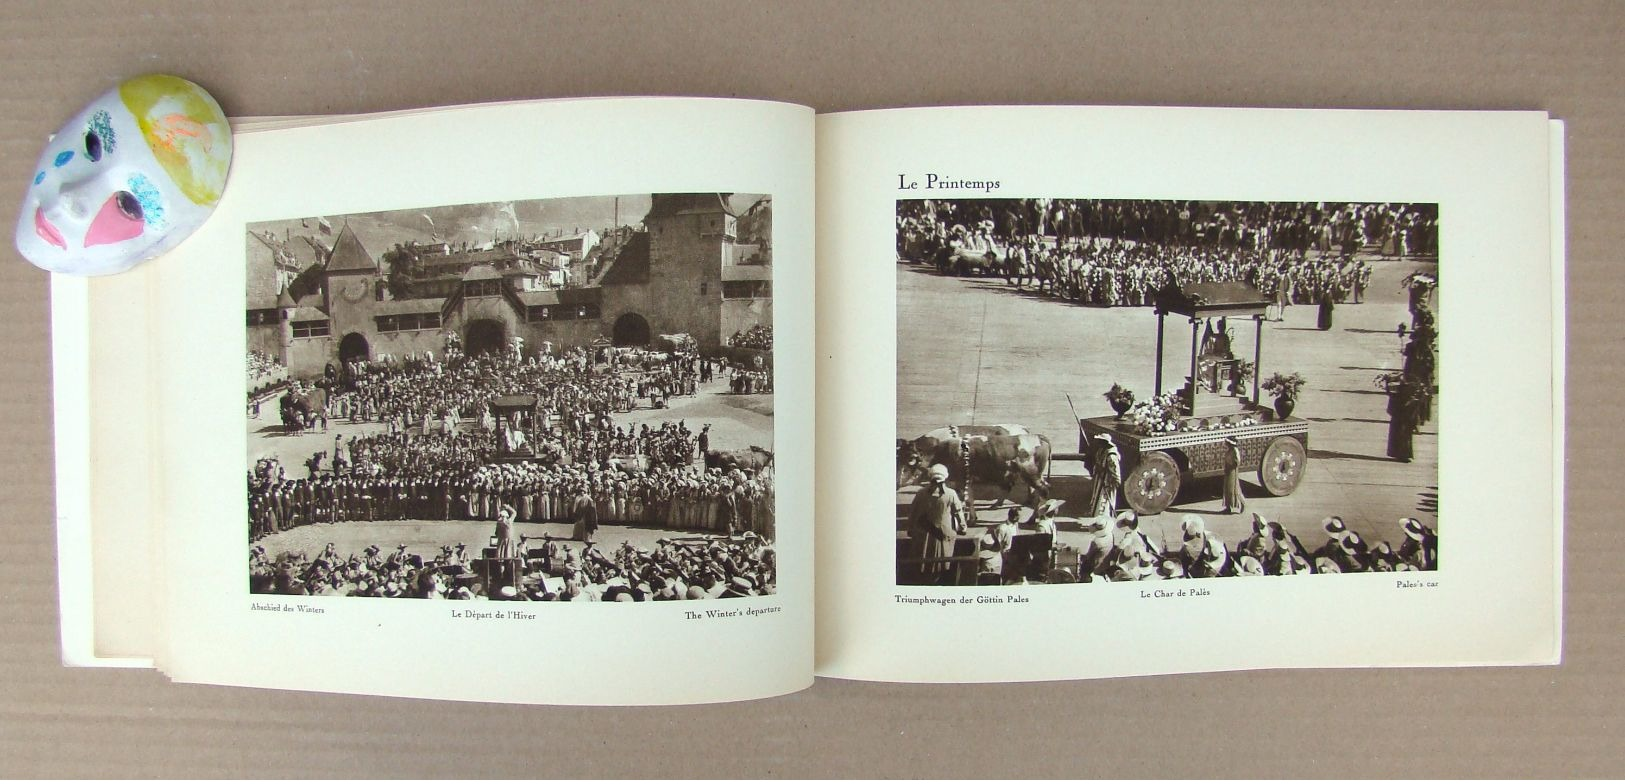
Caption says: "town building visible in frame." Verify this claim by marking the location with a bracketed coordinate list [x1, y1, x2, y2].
[247, 193, 772, 376]
[531, 229, 599, 262]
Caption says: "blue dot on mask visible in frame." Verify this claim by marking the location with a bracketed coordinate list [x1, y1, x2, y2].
[53, 150, 74, 167]
[33, 171, 45, 185]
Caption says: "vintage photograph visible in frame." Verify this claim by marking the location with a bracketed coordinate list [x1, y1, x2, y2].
[896, 199, 1438, 585]
[245, 193, 776, 601]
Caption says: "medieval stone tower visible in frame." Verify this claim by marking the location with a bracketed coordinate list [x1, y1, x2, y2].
[642, 193, 735, 351]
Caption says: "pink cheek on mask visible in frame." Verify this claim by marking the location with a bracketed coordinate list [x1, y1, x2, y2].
[84, 194, 146, 248]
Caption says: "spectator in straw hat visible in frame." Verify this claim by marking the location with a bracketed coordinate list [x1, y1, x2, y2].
[1076, 514, 1116, 581]
[1235, 554, 1267, 577]
[1334, 531, 1373, 573]
[1398, 517, 1438, 570]
[978, 508, 1019, 583]
[1178, 515, 1213, 575]
[1156, 558, 1186, 580]
[1190, 535, 1233, 579]
[1028, 498, 1063, 538]
[1110, 510, 1161, 571]
[1369, 541, 1401, 572]
[1237, 512, 1279, 565]
[1112, 548, 1159, 582]
[1269, 521, 1315, 571]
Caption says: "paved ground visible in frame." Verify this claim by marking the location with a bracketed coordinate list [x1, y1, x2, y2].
[896, 250, 1438, 562]
[249, 374, 773, 559]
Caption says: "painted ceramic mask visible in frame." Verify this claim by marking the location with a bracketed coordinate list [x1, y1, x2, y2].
[15, 74, 231, 276]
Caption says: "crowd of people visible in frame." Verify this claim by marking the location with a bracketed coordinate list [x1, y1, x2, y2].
[945, 503, 1437, 585]
[247, 350, 288, 396]
[249, 456, 773, 540]
[249, 345, 775, 542]
[319, 346, 702, 431]
[727, 366, 773, 395]
[901, 199, 1437, 258]
[897, 199, 1440, 309]
[727, 324, 773, 351]
[1064, 511, 1438, 582]
[904, 459, 1436, 585]
[250, 529, 776, 601]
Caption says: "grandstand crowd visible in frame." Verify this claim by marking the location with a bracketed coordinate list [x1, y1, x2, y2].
[957, 505, 1437, 586]
[249, 339, 776, 599]
[897, 199, 1437, 309]
[251, 529, 775, 601]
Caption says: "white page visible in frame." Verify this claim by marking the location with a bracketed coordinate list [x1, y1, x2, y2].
[150, 97, 814, 704]
[53, 266, 165, 666]
[815, 106, 1559, 682]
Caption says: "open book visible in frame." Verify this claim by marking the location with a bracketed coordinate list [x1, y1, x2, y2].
[51, 98, 1564, 705]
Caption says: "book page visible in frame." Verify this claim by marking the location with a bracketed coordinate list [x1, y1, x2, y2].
[147, 97, 812, 704]
[53, 269, 163, 666]
[815, 106, 1559, 682]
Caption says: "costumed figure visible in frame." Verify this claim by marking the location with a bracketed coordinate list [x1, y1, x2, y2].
[1086, 435, 1122, 518]
[1386, 379, 1420, 462]
[1221, 436, 1246, 514]
[571, 487, 598, 544]
[492, 505, 522, 560]
[907, 463, 966, 585]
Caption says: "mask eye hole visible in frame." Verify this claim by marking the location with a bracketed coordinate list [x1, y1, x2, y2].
[84, 131, 103, 162]
[115, 190, 143, 221]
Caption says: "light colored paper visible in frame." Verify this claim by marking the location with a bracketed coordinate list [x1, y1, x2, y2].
[148, 97, 815, 705]
[815, 105, 1560, 682]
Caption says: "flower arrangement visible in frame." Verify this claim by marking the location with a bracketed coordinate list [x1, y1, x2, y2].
[1123, 391, 1263, 435]
[1124, 392, 1183, 434]
[1230, 359, 1256, 396]
[1261, 371, 1307, 419]
[1401, 270, 1438, 292]
[1104, 383, 1136, 415]
[1260, 371, 1307, 402]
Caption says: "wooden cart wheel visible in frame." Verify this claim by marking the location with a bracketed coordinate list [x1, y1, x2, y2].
[1123, 451, 1181, 515]
[1258, 436, 1308, 496]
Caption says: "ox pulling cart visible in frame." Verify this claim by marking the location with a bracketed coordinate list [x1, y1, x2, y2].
[1078, 282, 1309, 516]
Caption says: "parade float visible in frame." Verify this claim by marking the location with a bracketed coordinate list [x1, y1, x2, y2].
[488, 394, 542, 462]
[1077, 282, 1310, 515]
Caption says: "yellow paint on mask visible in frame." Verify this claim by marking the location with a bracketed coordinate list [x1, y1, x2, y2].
[118, 75, 231, 206]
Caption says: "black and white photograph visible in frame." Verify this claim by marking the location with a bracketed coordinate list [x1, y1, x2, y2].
[895, 198, 1439, 586]
[244, 193, 777, 602]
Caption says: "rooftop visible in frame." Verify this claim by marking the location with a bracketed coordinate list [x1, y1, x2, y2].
[1154, 281, 1270, 317]
[644, 193, 736, 220]
[324, 225, 378, 274]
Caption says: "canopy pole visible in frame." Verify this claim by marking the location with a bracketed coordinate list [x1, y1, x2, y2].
[1253, 314, 1264, 406]
[1188, 317, 1200, 415]
[1154, 310, 1166, 396]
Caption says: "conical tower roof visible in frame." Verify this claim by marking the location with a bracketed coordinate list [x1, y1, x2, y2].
[324, 224, 377, 273]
